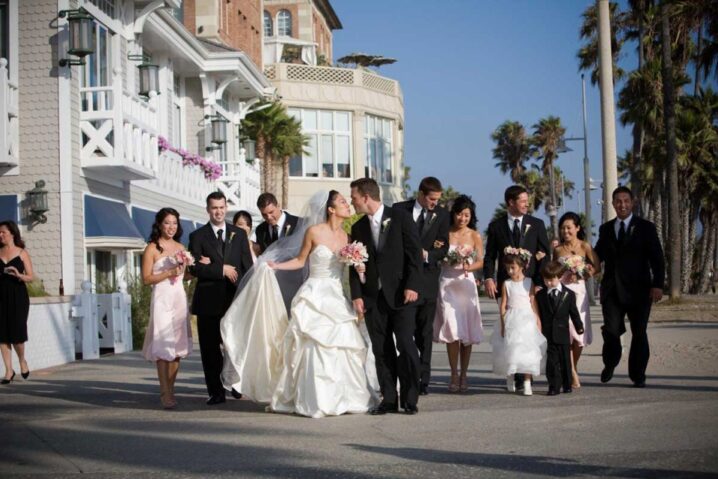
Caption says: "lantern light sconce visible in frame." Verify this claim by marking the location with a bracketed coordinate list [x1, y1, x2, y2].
[28, 180, 49, 224]
[58, 8, 95, 67]
[128, 54, 160, 98]
[243, 139, 256, 163]
[204, 114, 229, 151]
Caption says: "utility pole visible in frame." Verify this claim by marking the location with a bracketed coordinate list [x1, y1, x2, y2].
[597, 0, 618, 221]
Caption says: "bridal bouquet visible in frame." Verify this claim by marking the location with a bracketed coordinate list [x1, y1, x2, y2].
[170, 250, 195, 284]
[444, 245, 477, 277]
[559, 255, 589, 280]
[338, 241, 369, 283]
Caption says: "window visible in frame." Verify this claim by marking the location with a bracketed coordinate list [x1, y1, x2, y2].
[87, 0, 116, 18]
[288, 109, 351, 179]
[80, 21, 112, 109]
[277, 10, 292, 37]
[263, 10, 273, 37]
[364, 115, 394, 184]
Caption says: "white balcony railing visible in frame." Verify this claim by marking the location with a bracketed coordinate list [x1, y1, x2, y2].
[0, 58, 19, 167]
[137, 149, 215, 205]
[80, 85, 158, 180]
[217, 148, 261, 211]
[266, 63, 400, 97]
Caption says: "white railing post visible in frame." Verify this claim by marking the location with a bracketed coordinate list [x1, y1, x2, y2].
[71, 281, 100, 360]
[113, 280, 133, 353]
[0, 58, 8, 165]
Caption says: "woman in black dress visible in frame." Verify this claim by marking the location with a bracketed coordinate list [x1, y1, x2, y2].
[0, 221, 33, 384]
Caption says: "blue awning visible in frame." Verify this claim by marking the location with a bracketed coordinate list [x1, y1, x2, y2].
[180, 219, 196, 245]
[0, 195, 18, 223]
[131, 207, 155, 242]
[85, 196, 143, 239]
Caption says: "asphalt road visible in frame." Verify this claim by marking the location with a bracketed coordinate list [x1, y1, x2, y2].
[2, 300, 717, 478]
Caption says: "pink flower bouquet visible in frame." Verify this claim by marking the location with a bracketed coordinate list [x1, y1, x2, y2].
[559, 255, 589, 280]
[170, 250, 195, 284]
[444, 244, 477, 277]
[338, 241, 369, 283]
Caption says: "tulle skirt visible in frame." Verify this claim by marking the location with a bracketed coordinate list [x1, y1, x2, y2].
[491, 307, 547, 377]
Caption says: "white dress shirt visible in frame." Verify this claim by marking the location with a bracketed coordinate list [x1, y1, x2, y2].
[368, 204, 385, 247]
[508, 214, 524, 232]
[412, 200, 425, 222]
[210, 222, 226, 240]
[276, 211, 287, 238]
[614, 213, 633, 239]
[547, 284, 563, 297]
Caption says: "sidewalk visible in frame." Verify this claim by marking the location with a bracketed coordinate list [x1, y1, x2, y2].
[1, 301, 717, 478]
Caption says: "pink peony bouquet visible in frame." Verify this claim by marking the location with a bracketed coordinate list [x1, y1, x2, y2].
[444, 244, 477, 277]
[559, 255, 589, 280]
[170, 250, 195, 284]
[338, 241, 369, 283]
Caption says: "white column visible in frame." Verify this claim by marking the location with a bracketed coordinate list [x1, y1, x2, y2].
[597, 0, 618, 222]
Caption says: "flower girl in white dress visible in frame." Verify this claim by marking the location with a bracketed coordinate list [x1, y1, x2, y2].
[491, 248, 547, 396]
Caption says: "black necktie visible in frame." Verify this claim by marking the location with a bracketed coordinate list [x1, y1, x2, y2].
[417, 208, 426, 235]
[550, 289, 559, 309]
[271, 224, 279, 243]
[618, 220, 626, 244]
[512, 218, 521, 246]
[217, 229, 224, 245]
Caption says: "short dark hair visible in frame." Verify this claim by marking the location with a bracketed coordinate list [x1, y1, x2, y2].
[612, 186, 634, 200]
[450, 194, 477, 231]
[418, 177, 442, 195]
[503, 253, 526, 270]
[504, 185, 528, 204]
[233, 210, 253, 230]
[558, 212, 586, 241]
[206, 191, 226, 206]
[350, 178, 381, 201]
[0, 221, 25, 249]
[257, 192, 279, 209]
[541, 260, 565, 279]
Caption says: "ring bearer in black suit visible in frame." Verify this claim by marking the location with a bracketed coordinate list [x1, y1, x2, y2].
[393, 177, 450, 395]
[484, 184, 550, 390]
[254, 192, 299, 254]
[594, 186, 664, 388]
[536, 260, 584, 395]
[188, 192, 253, 405]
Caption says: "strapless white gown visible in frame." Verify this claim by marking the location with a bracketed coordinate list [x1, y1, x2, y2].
[221, 245, 378, 418]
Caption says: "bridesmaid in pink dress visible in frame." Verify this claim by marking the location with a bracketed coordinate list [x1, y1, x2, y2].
[554, 212, 600, 388]
[141, 208, 193, 409]
[433, 195, 484, 393]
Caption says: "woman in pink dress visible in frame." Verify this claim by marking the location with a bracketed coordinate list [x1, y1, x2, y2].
[433, 195, 484, 393]
[233, 210, 260, 262]
[554, 212, 600, 388]
[141, 208, 193, 409]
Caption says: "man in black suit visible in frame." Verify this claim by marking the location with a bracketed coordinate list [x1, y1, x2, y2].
[254, 192, 299, 254]
[393, 177, 450, 395]
[349, 178, 424, 415]
[484, 184, 550, 391]
[536, 260, 584, 395]
[188, 192, 253, 405]
[594, 186, 665, 388]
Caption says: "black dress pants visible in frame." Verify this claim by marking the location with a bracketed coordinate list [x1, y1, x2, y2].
[414, 298, 437, 386]
[546, 342, 571, 391]
[601, 291, 652, 383]
[197, 314, 225, 397]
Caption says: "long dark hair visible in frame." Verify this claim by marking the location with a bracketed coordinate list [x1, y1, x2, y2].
[0, 221, 25, 248]
[325, 190, 340, 220]
[559, 212, 586, 241]
[149, 208, 183, 253]
[233, 210, 253, 230]
[450, 195, 477, 231]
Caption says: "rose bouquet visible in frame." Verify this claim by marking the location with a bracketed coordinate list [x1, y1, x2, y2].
[444, 244, 477, 277]
[559, 255, 589, 280]
[338, 241, 369, 283]
[170, 250, 195, 284]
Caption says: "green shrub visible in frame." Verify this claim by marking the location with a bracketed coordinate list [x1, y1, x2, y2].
[27, 280, 49, 297]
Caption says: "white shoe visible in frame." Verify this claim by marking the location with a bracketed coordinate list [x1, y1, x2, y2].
[506, 377, 515, 393]
[522, 380, 532, 396]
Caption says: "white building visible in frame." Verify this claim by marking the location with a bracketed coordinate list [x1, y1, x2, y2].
[0, 0, 271, 295]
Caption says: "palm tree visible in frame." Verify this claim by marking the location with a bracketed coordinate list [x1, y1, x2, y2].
[271, 115, 308, 208]
[241, 102, 288, 194]
[530, 116, 566, 237]
[577, 1, 628, 86]
[490, 121, 531, 183]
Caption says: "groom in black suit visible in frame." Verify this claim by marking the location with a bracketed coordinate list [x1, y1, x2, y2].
[484, 184, 550, 391]
[594, 186, 664, 388]
[393, 176, 450, 395]
[350, 178, 424, 415]
[188, 192, 253, 405]
[254, 192, 299, 254]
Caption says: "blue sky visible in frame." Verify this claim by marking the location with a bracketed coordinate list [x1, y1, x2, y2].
[331, 0, 636, 233]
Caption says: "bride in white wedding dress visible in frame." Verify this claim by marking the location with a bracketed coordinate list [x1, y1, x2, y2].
[220, 190, 378, 418]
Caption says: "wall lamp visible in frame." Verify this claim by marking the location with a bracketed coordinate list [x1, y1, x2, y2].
[28, 180, 49, 224]
[204, 114, 228, 151]
[58, 8, 95, 67]
[128, 54, 159, 98]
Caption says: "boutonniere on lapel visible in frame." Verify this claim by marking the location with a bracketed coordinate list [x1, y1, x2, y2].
[523, 223, 532, 235]
[381, 218, 391, 232]
[428, 212, 437, 225]
[228, 231, 236, 243]
[285, 224, 292, 235]
[629, 225, 635, 236]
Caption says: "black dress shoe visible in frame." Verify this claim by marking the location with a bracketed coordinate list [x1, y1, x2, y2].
[230, 388, 242, 399]
[206, 394, 226, 405]
[633, 379, 646, 388]
[404, 404, 418, 415]
[369, 402, 398, 415]
[1, 372, 15, 385]
[419, 383, 429, 396]
[563, 387, 573, 394]
[547, 388, 559, 396]
[600, 367, 614, 383]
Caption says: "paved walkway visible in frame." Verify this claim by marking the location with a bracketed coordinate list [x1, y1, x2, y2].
[2, 301, 718, 478]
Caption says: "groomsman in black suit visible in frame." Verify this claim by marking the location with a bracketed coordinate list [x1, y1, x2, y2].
[594, 186, 665, 388]
[393, 177, 450, 395]
[536, 260, 584, 395]
[254, 192, 299, 254]
[484, 184, 550, 391]
[188, 192, 253, 405]
[350, 178, 424, 415]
